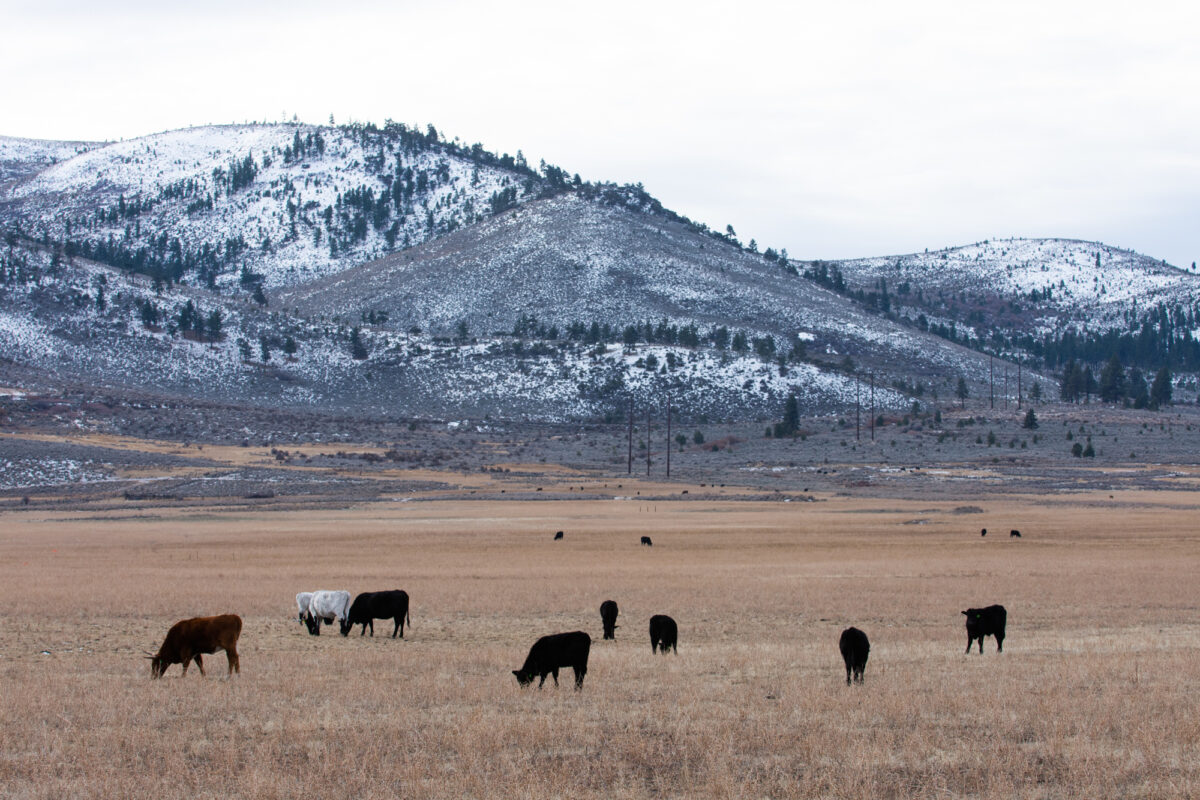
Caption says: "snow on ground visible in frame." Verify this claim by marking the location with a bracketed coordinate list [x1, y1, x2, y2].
[6, 124, 531, 289]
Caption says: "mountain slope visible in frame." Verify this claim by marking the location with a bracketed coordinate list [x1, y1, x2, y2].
[2, 123, 545, 291]
[31, 122, 1200, 419]
[0, 136, 96, 187]
[281, 191, 997, 386]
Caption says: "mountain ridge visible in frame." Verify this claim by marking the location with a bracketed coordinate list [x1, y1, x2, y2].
[4, 122, 1195, 420]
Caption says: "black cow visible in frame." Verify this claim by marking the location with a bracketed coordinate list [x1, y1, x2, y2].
[640, 536, 653, 546]
[962, 605, 1006, 653]
[600, 600, 619, 640]
[554, 531, 564, 540]
[649, 614, 678, 654]
[980, 528, 987, 537]
[513, 631, 591, 688]
[1010, 529, 1021, 538]
[340, 590, 410, 638]
[838, 627, 870, 685]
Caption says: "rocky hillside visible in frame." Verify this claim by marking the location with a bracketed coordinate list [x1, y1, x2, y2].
[814, 239, 1200, 372]
[18, 121, 1200, 421]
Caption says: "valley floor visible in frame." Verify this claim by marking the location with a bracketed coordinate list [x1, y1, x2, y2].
[2, 405, 1199, 797]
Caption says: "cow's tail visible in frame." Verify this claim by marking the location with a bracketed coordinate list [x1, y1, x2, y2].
[407, 606, 411, 627]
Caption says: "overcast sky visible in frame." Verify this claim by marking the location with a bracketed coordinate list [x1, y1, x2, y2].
[4, 0, 1198, 268]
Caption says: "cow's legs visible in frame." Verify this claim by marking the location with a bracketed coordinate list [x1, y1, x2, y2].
[551, 668, 560, 687]
[573, 665, 586, 689]
[996, 635, 1004, 653]
[537, 672, 547, 688]
[226, 647, 239, 675]
[194, 654, 205, 676]
[966, 637, 974, 654]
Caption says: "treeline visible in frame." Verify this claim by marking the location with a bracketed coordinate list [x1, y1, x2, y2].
[1060, 356, 1173, 409]
[803, 254, 1200, 374]
[505, 313, 808, 363]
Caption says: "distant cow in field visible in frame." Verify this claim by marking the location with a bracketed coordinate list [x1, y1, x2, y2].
[340, 590, 411, 638]
[640, 536, 653, 546]
[649, 614, 678, 654]
[304, 589, 352, 635]
[513, 631, 591, 689]
[839, 627, 870, 685]
[295, 592, 313, 623]
[1010, 529, 1021, 538]
[980, 528, 987, 537]
[148, 614, 241, 678]
[963, 605, 1007, 653]
[600, 600, 619, 640]
[554, 531, 564, 540]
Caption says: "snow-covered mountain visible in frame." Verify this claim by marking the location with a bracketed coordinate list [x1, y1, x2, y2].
[830, 238, 1199, 335]
[0, 136, 97, 187]
[8, 121, 1194, 421]
[2, 123, 545, 291]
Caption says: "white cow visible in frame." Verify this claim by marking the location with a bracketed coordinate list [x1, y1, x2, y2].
[295, 592, 314, 624]
[303, 590, 352, 636]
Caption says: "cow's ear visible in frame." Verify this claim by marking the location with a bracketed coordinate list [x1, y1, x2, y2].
[961, 610, 968, 615]
[512, 670, 520, 677]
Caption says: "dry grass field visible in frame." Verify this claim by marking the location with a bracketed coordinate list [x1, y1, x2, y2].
[2, 487, 1200, 798]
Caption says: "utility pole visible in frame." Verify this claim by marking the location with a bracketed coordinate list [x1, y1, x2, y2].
[666, 396, 671, 478]
[627, 397, 633, 475]
[1004, 364, 1009, 410]
[646, 407, 651, 476]
[870, 372, 875, 441]
[1017, 354, 1023, 409]
[989, 354, 994, 409]
[855, 373, 861, 441]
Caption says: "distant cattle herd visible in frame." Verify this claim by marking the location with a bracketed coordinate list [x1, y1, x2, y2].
[148, 527, 1016, 684]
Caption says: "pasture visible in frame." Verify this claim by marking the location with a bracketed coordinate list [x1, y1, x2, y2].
[2, 489, 1199, 798]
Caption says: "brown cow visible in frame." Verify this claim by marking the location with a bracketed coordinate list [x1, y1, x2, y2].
[148, 614, 242, 678]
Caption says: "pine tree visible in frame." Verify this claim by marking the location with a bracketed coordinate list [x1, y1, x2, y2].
[283, 336, 298, 356]
[1098, 355, 1125, 402]
[1127, 367, 1148, 409]
[1149, 366, 1172, 409]
[350, 327, 368, 360]
[956, 375, 969, 407]
[1022, 408, 1038, 429]
[205, 310, 223, 341]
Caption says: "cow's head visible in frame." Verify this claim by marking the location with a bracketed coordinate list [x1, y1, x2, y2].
[302, 612, 321, 636]
[147, 652, 169, 678]
[513, 669, 535, 687]
[338, 618, 352, 637]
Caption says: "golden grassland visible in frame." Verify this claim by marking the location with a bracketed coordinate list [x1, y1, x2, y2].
[2, 489, 1199, 798]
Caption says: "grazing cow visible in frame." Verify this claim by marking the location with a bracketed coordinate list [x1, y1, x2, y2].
[295, 592, 313, 623]
[649, 614, 678, 654]
[963, 605, 1007, 653]
[148, 614, 241, 678]
[304, 589, 352, 636]
[554, 531, 564, 540]
[839, 627, 870, 685]
[513, 631, 591, 689]
[640, 536, 653, 546]
[980, 528, 987, 537]
[340, 590, 411, 638]
[599, 600, 619, 640]
[1010, 529, 1022, 538]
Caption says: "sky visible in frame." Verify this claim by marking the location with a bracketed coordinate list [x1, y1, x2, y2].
[3, 0, 1198, 269]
